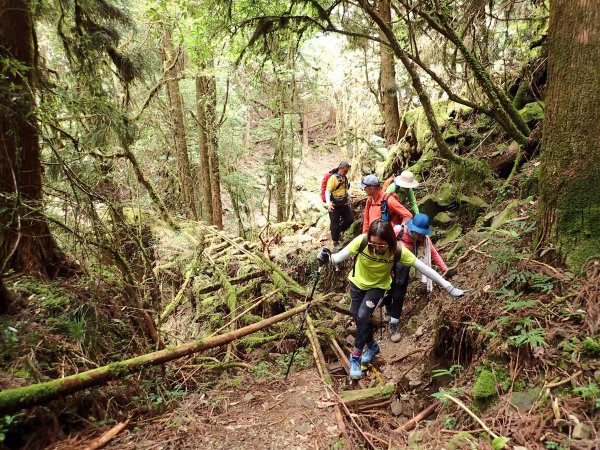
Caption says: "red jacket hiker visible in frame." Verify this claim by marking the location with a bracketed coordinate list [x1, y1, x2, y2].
[362, 190, 413, 234]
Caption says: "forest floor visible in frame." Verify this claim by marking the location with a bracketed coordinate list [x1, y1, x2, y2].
[50, 287, 478, 450]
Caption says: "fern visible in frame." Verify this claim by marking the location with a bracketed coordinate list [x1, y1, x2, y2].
[503, 299, 537, 312]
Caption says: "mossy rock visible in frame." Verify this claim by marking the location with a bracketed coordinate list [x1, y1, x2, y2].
[457, 194, 489, 210]
[407, 149, 435, 174]
[490, 199, 520, 229]
[510, 386, 542, 412]
[437, 224, 462, 247]
[473, 369, 497, 400]
[518, 101, 544, 124]
[418, 183, 455, 218]
[443, 123, 461, 143]
[403, 100, 472, 149]
[434, 212, 453, 225]
[446, 432, 476, 450]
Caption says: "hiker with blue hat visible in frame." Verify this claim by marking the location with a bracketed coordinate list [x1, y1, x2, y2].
[384, 213, 455, 342]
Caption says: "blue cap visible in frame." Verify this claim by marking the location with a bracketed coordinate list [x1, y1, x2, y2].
[358, 174, 380, 189]
[406, 213, 432, 235]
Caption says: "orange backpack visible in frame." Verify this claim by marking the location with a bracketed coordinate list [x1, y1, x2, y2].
[382, 176, 395, 192]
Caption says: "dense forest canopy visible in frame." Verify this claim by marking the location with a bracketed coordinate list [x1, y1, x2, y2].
[0, 0, 598, 448]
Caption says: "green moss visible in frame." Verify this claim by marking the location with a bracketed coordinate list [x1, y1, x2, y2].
[473, 369, 497, 399]
[583, 336, 600, 356]
[434, 212, 453, 224]
[107, 362, 133, 378]
[443, 123, 461, 142]
[446, 432, 476, 450]
[518, 101, 544, 124]
[437, 224, 462, 247]
[403, 100, 472, 149]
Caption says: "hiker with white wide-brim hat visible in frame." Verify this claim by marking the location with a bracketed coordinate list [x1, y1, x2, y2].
[384, 170, 420, 215]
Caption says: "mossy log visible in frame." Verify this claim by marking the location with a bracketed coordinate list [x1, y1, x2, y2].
[196, 270, 266, 296]
[339, 384, 395, 409]
[306, 315, 333, 384]
[0, 303, 310, 415]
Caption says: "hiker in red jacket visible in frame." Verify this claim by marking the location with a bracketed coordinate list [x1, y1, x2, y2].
[360, 174, 413, 234]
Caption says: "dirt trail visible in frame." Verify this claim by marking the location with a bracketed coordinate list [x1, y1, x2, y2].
[91, 370, 339, 449]
[66, 289, 442, 450]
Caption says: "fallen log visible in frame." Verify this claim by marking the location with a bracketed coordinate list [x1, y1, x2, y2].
[339, 384, 395, 409]
[306, 315, 333, 384]
[82, 420, 129, 450]
[305, 315, 349, 442]
[395, 402, 439, 432]
[0, 303, 310, 415]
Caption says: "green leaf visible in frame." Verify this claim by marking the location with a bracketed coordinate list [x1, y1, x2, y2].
[491, 436, 510, 450]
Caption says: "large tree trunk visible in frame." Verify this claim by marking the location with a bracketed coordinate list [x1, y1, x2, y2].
[196, 74, 214, 224]
[537, 0, 600, 270]
[163, 29, 198, 220]
[274, 86, 288, 222]
[0, 0, 65, 280]
[196, 60, 223, 229]
[378, 0, 401, 147]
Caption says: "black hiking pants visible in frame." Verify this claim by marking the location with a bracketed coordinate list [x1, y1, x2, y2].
[329, 200, 353, 243]
[349, 282, 385, 353]
[383, 261, 411, 320]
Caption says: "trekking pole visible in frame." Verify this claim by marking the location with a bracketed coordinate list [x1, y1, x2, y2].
[284, 266, 323, 380]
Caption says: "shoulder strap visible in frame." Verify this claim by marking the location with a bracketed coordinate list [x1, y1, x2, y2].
[391, 244, 403, 284]
[352, 236, 368, 277]
[331, 173, 343, 193]
[380, 193, 391, 221]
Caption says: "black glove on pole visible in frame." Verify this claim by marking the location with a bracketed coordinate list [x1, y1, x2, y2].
[284, 266, 323, 379]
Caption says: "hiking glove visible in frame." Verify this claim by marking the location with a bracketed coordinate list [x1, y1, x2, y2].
[317, 248, 331, 265]
[445, 285, 465, 299]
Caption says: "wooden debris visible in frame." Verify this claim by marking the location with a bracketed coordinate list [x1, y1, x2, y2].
[82, 420, 129, 450]
[395, 402, 439, 432]
[305, 315, 348, 442]
[339, 384, 395, 409]
[0, 303, 312, 415]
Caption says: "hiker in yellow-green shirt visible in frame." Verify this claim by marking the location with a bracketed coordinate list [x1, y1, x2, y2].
[317, 219, 465, 380]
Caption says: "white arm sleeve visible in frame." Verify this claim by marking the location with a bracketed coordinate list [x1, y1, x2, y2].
[325, 190, 332, 204]
[331, 248, 352, 265]
[412, 258, 451, 290]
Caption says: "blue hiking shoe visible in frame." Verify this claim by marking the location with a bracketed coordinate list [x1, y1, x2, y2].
[360, 342, 380, 365]
[349, 353, 363, 380]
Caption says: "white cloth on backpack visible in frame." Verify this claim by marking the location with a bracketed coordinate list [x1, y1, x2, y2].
[420, 236, 434, 293]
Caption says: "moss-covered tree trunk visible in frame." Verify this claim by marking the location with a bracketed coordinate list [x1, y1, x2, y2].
[197, 59, 223, 229]
[538, 0, 600, 269]
[357, 0, 462, 163]
[163, 29, 198, 220]
[196, 73, 214, 225]
[0, 0, 65, 281]
[378, 0, 401, 147]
